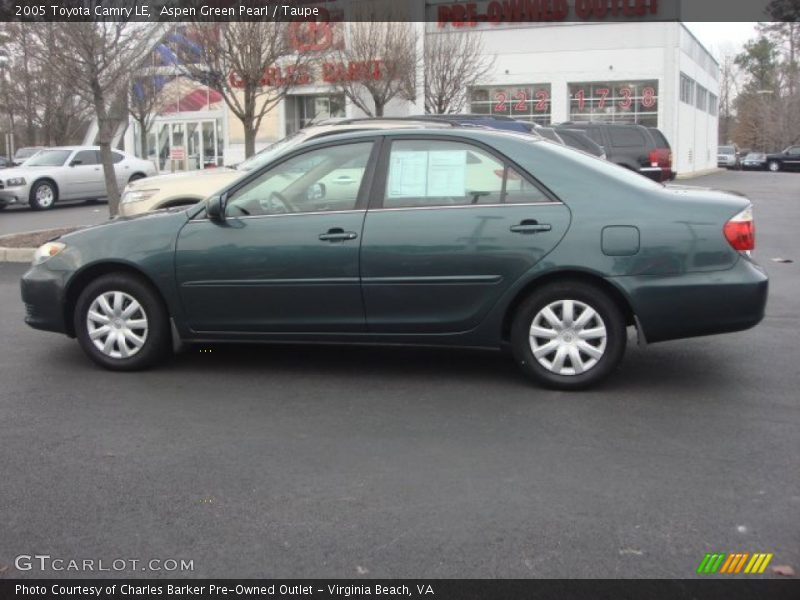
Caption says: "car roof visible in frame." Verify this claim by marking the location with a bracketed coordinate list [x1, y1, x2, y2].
[304, 119, 454, 133]
[288, 127, 541, 149]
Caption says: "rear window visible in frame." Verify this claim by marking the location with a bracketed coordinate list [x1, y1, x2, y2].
[608, 128, 647, 148]
[648, 128, 670, 148]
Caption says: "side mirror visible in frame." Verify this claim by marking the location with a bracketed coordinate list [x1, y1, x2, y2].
[206, 194, 226, 222]
[306, 182, 326, 201]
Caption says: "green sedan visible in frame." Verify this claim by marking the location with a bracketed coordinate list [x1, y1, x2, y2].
[20, 129, 768, 389]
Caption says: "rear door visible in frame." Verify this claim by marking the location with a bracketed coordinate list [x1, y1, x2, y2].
[359, 136, 571, 333]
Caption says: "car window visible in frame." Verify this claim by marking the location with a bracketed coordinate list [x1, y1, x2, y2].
[583, 128, 604, 145]
[112, 152, 125, 164]
[225, 142, 373, 218]
[608, 128, 646, 147]
[72, 150, 100, 166]
[24, 149, 72, 167]
[383, 139, 548, 208]
[787, 146, 800, 156]
[648, 128, 670, 148]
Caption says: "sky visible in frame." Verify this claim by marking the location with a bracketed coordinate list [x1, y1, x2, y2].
[684, 22, 759, 58]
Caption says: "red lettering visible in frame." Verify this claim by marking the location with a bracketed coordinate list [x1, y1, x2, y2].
[487, 1, 502, 23]
[575, 0, 592, 18]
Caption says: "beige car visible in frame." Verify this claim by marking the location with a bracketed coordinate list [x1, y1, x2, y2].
[118, 119, 455, 217]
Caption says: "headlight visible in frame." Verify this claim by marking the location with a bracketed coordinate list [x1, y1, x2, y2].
[121, 189, 158, 204]
[5, 177, 26, 186]
[32, 241, 66, 266]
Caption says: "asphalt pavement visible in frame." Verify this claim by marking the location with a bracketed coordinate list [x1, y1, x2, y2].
[0, 201, 110, 237]
[0, 171, 797, 579]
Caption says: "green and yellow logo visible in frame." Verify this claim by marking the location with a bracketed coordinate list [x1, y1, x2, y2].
[697, 552, 773, 574]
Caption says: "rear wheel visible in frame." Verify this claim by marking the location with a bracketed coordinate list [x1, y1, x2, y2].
[768, 161, 781, 172]
[74, 273, 170, 371]
[29, 180, 58, 210]
[510, 281, 627, 390]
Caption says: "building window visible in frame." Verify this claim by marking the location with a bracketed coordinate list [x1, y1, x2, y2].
[470, 84, 552, 125]
[285, 94, 345, 135]
[680, 73, 695, 105]
[696, 85, 707, 111]
[567, 80, 658, 127]
[708, 93, 718, 116]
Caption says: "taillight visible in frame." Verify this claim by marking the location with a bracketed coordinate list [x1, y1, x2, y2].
[649, 150, 659, 167]
[723, 205, 755, 252]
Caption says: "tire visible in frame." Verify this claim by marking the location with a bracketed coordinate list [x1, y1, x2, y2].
[74, 273, 171, 371]
[768, 161, 780, 172]
[29, 180, 58, 210]
[510, 281, 627, 390]
[128, 173, 145, 184]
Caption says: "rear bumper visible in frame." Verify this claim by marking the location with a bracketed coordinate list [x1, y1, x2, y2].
[610, 257, 768, 344]
[20, 264, 70, 335]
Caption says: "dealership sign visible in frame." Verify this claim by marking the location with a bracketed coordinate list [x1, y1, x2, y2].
[434, 0, 660, 26]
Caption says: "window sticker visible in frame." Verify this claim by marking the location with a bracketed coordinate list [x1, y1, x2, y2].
[387, 150, 467, 198]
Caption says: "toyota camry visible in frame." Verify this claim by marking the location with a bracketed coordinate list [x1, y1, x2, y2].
[20, 129, 767, 389]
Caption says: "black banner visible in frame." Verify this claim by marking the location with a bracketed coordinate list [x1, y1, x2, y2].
[1, 580, 799, 600]
[0, 0, 796, 23]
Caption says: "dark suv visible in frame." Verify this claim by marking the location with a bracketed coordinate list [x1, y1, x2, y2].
[556, 122, 673, 182]
[765, 145, 800, 172]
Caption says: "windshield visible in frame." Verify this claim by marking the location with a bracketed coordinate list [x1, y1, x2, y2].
[719, 146, 735, 155]
[15, 148, 41, 159]
[24, 149, 71, 166]
[236, 132, 305, 172]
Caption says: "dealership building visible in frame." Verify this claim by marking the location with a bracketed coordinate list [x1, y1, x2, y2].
[122, 5, 720, 177]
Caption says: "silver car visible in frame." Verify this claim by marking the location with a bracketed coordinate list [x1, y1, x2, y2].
[717, 145, 740, 169]
[0, 146, 156, 210]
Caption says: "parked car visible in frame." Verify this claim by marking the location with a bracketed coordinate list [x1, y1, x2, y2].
[0, 146, 156, 210]
[555, 122, 673, 182]
[534, 126, 565, 144]
[408, 114, 532, 133]
[764, 145, 800, 172]
[12, 146, 45, 166]
[553, 128, 606, 158]
[741, 152, 768, 170]
[717, 145, 740, 169]
[21, 128, 767, 389]
[119, 119, 455, 217]
[0, 156, 10, 169]
[647, 127, 676, 180]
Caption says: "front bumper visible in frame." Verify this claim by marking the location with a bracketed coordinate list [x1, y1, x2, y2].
[611, 257, 768, 344]
[20, 264, 70, 335]
[0, 186, 31, 207]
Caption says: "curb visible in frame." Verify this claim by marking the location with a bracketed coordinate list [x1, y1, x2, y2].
[0, 227, 72, 264]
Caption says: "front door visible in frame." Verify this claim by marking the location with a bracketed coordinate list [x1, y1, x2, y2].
[360, 138, 571, 333]
[65, 150, 105, 199]
[175, 140, 376, 333]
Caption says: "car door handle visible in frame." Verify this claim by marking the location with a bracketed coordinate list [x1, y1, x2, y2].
[319, 228, 358, 242]
[334, 176, 355, 184]
[510, 220, 552, 234]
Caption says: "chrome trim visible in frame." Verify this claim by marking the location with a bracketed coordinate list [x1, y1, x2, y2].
[183, 278, 360, 287]
[189, 209, 366, 223]
[638, 167, 663, 172]
[370, 201, 563, 213]
[362, 275, 503, 285]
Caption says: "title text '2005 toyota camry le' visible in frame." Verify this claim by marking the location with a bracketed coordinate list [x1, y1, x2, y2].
[21, 129, 767, 389]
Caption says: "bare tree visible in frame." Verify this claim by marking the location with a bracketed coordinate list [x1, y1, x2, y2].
[717, 49, 741, 144]
[179, 22, 308, 158]
[44, 20, 158, 215]
[129, 52, 166, 161]
[330, 21, 418, 117]
[424, 31, 494, 114]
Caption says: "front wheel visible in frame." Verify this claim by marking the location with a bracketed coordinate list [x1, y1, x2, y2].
[768, 161, 781, 172]
[74, 274, 170, 371]
[510, 281, 627, 390]
[29, 180, 58, 210]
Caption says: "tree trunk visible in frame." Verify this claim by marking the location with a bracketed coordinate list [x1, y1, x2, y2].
[99, 139, 121, 216]
[374, 100, 384, 117]
[138, 118, 148, 160]
[244, 121, 256, 159]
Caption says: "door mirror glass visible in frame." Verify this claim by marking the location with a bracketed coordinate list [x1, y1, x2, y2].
[206, 195, 226, 221]
[306, 182, 326, 202]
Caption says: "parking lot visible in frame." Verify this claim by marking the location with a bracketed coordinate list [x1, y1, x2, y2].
[0, 170, 797, 578]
